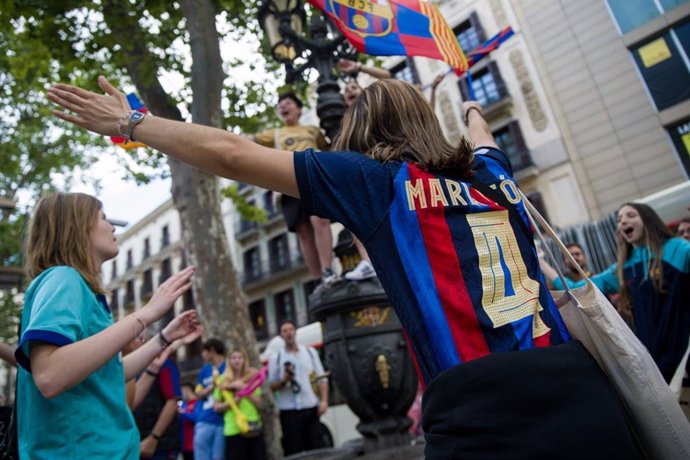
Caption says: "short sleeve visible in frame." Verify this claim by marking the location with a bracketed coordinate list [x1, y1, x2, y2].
[474, 146, 513, 177]
[195, 366, 208, 393]
[294, 149, 396, 242]
[589, 264, 619, 294]
[159, 361, 181, 400]
[16, 267, 86, 371]
[552, 264, 619, 294]
[254, 129, 276, 147]
[308, 347, 325, 376]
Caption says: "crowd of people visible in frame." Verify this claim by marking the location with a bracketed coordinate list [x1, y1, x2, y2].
[1, 55, 688, 460]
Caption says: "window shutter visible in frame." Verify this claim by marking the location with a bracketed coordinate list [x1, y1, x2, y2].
[488, 61, 508, 99]
[469, 11, 487, 43]
[458, 76, 470, 101]
[407, 57, 420, 84]
[508, 121, 531, 169]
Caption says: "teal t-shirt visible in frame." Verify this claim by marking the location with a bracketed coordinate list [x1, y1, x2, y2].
[15, 266, 139, 459]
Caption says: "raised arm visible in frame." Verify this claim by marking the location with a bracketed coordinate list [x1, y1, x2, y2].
[47, 77, 299, 197]
[29, 267, 194, 399]
[462, 101, 499, 150]
[337, 59, 392, 80]
[429, 73, 445, 111]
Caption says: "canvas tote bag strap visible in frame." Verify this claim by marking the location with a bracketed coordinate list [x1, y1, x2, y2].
[517, 190, 593, 294]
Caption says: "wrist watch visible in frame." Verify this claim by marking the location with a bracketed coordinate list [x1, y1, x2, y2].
[125, 111, 146, 142]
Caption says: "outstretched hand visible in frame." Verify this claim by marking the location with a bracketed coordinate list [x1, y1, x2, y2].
[162, 310, 203, 343]
[149, 321, 204, 371]
[46, 76, 132, 136]
[432, 73, 445, 89]
[336, 59, 359, 74]
[141, 266, 195, 323]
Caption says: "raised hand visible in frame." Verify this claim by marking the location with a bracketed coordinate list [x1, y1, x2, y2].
[432, 73, 445, 89]
[46, 76, 132, 136]
[336, 59, 360, 74]
[140, 266, 195, 323]
[161, 310, 202, 343]
[147, 321, 203, 374]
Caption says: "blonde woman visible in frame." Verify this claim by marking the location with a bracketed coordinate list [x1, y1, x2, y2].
[213, 349, 264, 460]
[16, 192, 200, 459]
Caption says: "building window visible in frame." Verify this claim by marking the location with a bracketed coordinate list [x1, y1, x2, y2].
[458, 62, 508, 107]
[111, 260, 118, 281]
[126, 249, 133, 270]
[263, 191, 277, 218]
[111, 288, 119, 312]
[274, 289, 295, 326]
[391, 58, 420, 85]
[160, 258, 172, 284]
[143, 238, 150, 260]
[667, 117, 690, 177]
[183, 289, 195, 310]
[161, 225, 170, 248]
[631, 24, 690, 111]
[243, 247, 262, 282]
[453, 12, 486, 53]
[239, 199, 258, 234]
[125, 279, 135, 307]
[140, 269, 153, 299]
[269, 234, 290, 273]
[493, 121, 533, 172]
[606, 0, 688, 34]
[249, 299, 269, 340]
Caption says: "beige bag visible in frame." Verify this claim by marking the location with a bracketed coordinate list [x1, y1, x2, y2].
[521, 193, 690, 460]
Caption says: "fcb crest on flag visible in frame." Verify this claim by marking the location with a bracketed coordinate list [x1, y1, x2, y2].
[308, 0, 468, 74]
[328, 0, 393, 37]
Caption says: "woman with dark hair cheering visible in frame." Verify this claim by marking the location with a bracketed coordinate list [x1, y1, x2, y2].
[540, 202, 690, 384]
[46, 77, 645, 459]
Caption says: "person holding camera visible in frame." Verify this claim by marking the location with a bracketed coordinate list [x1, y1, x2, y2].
[268, 320, 328, 456]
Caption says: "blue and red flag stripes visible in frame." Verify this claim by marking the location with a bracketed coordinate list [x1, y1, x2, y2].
[110, 93, 148, 150]
[307, 0, 468, 74]
[467, 26, 515, 68]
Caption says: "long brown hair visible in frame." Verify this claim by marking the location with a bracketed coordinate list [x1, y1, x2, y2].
[333, 79, 474, 176]
[616, 202, 672, 314]
[25, 192, 105, 293]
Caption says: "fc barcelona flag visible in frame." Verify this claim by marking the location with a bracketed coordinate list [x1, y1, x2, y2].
[307, 0, 468, 74]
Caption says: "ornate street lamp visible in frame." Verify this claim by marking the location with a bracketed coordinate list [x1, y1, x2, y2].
[257, 0, 356, 140]
[258, 3, 420, 456]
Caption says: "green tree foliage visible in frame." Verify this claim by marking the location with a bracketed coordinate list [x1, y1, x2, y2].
[0, 0, 283, 330]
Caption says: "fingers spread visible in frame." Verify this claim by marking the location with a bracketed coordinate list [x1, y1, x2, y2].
[98, 76, 128, 105]
[47, 91, 86, 114]
[51, 83, 96, 100]
[52, 110, 89, 128]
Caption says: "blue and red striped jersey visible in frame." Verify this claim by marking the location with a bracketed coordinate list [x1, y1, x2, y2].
[295, 147, 571, 385]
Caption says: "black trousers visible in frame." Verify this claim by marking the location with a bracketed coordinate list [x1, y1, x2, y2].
[422, 341, 646, 460]
[225, 434, 265, 460]
[280, 407, 321, 456]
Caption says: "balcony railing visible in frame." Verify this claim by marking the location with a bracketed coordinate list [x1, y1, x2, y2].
[241, 251, 305, 285]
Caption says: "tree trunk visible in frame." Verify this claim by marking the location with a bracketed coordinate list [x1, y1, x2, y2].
[102, 1, 283, 457]
[179, 2, 283, 457]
